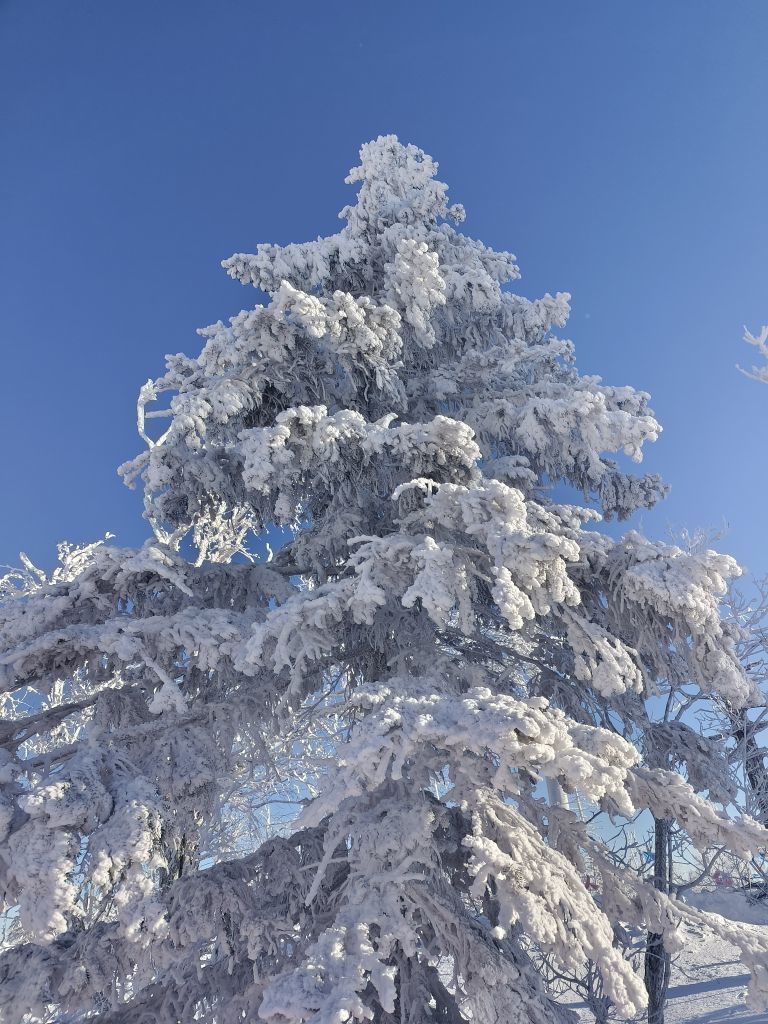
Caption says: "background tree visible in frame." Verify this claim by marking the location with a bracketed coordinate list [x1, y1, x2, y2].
[738, 325, 768, 385]
[2, 137, 767, 1024]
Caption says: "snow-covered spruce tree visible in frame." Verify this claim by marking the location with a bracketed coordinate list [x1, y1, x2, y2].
[2, 137, 768, 1024]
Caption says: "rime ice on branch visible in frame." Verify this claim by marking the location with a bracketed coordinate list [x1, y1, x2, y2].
[1, 137, 766, 1024]
[739, 324, 768, 384]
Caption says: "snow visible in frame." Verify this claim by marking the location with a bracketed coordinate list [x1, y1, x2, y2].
[663, 941, 759, 1024]
[563, 893, 768, 1023]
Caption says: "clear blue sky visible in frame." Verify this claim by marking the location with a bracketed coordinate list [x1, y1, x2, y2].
[1, 1, 766, 579]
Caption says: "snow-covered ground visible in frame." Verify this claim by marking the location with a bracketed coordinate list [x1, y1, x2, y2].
[568, 891, 768, 1023]
[662, 932, 757, 1023]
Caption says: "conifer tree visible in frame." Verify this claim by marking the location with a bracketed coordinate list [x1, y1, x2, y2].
[2, 137, 767, 1024]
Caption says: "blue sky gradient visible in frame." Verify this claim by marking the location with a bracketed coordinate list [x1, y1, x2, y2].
[1, 1, 766, 579]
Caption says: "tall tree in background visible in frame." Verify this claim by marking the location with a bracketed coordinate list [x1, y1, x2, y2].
[2, 138, 767, 1024]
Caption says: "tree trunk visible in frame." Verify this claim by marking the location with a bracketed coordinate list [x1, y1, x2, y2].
[644, 817, 673, 1024]
[731, 713, 768, 823]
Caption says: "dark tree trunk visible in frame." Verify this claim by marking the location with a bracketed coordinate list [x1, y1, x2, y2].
[644, 817, 672, 1024]
[731, 713, 768, 823]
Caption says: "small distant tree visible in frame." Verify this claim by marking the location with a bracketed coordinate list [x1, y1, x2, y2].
[2, 137, 768, 1024]
[721, 579, 768, 828]
[729, 329, 768, 888]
